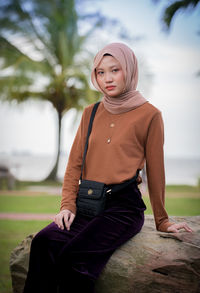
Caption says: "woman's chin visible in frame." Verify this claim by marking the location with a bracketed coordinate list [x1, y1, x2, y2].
[106, 91, 121, 98]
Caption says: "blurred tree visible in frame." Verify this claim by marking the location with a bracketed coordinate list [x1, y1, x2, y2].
[0, 0, 115, 180]
[153, 0, 200, 76]
[164, 0, 200, 30]
[153, 0, 200, 30]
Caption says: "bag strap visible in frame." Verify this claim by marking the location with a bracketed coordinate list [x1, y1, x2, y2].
[79, 102, 101, 182]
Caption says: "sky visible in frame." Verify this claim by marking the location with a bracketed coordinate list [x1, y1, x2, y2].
[0, 0, 200, 159]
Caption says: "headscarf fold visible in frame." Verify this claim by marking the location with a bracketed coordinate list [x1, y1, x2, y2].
[91, 42, 147, 114]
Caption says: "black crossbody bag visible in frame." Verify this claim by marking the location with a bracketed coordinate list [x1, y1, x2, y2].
[76, 102, 140, 218]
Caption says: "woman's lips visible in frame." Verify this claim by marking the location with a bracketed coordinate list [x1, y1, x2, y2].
[106, 86, 116, 91]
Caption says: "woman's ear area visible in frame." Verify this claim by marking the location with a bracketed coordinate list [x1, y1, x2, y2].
[94, 67, 102, 90]
[94, 68, 98, 81]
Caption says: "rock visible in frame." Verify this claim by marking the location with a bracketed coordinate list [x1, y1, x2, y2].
[10, 234, 34, 293]
[10, 216, 200, 293]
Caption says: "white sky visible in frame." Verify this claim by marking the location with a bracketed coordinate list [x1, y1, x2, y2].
[0, 0, 200, 158]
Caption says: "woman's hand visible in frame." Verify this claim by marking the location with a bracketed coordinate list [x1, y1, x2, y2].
[167, 222, 193, 233]
[54, 209, 75, 231]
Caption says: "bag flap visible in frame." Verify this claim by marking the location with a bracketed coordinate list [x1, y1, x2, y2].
[78, 180, 105, 199]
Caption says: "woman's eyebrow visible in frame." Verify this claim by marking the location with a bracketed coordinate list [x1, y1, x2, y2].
[96, 65, 119, 70]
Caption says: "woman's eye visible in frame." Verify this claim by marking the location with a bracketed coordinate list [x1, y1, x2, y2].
[97, 71, 104, 75]
[112, 68, 119, 72]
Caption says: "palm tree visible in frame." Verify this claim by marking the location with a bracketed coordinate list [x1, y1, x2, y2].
[153, 0, 200, 30]
[153, 0, 200, 76]
[0, 0, 103, 180]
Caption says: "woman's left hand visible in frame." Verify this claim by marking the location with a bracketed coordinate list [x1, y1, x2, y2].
[167, 222, 193, 233]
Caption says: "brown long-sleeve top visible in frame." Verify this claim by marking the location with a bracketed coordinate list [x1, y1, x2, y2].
[61, 101, 174, 232]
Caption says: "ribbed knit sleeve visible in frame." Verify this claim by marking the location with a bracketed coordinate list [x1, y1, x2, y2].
[145, 112, 174, 232]
[60, 109, 88, 214]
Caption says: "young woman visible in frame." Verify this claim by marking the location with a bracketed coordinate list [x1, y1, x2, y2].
[23, 43, 192, 293]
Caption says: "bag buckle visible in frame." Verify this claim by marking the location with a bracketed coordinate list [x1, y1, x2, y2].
[106, 189, 112, 194]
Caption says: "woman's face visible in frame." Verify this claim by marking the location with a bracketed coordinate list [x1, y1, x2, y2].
[96, 55, 125, 97]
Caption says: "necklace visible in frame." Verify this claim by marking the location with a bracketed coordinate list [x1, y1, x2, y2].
[106, 115, 122, 144]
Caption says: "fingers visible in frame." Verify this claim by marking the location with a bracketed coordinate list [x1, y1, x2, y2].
[178, 222, 193, 233]
[167, 222, 193, 233]
[64, 212, 75, 231]
[167, 225, 179, 233]
[54, 213, 65, 230]
[54, 210, 75, 231]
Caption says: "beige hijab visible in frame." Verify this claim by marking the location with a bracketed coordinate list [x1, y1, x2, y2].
[91, 42, 147, 114]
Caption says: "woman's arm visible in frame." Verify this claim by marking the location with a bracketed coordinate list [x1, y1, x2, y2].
[60, 118, 84, 215]
[54, 106, 92, 230]
[145, 111, 192, 233]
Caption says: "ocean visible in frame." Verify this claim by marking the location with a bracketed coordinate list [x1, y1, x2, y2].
[0, 154, 199, 186]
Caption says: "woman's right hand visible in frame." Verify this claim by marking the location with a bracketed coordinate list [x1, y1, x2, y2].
[54, 209, 75, 231]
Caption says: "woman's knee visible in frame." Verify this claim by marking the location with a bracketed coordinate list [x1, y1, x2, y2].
[31, 222, 57, 248]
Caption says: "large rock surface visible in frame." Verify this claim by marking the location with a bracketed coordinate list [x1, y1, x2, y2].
[10, 215, 200, 293]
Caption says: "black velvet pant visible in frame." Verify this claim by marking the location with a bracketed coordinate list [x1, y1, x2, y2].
[23, 182, 146, 293]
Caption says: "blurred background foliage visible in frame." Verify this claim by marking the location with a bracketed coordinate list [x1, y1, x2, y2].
[153, 0, 200, 32]
[0, 0, 127, 180]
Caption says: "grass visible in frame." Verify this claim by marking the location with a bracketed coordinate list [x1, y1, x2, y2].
[143, 197, 200, 216]
[0, 220, 51, 293]
[165, 184, 200, 193]
[0, 189, 60, 293]
[0, 195, 61, 214]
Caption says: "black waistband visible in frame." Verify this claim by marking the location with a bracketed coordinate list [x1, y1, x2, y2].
[105, 169, 140, 195]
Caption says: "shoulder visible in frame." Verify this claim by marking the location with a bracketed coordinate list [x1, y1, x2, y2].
[84, 103, 96, 112]
[132, 102, 163, 127]
[80, 102, 101, 126]
[142, 102, 162, 118]
[82, 102, 101, 117]
[138, 102, 164, 132]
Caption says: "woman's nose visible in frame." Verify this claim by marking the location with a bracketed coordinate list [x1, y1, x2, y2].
[105, 72, 113, 82]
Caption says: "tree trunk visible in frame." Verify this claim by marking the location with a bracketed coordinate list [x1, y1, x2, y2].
[45, 110, 62, 181]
